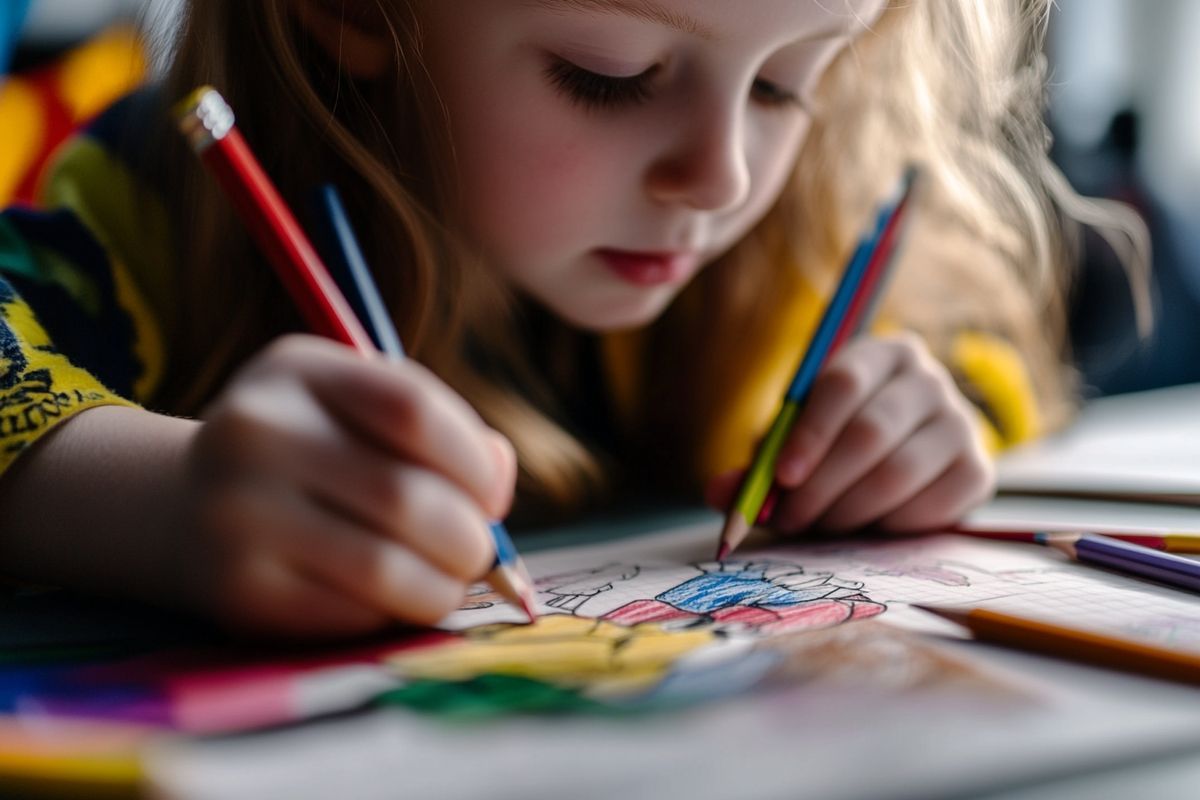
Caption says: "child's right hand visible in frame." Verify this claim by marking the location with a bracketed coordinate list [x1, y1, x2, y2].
[183, 334, 515, 637]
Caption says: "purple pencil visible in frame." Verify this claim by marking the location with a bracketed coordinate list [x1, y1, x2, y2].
[1039, 532, 1200, 594]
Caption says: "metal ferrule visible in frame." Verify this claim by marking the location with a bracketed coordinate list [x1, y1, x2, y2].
[177, 87, 235, 152]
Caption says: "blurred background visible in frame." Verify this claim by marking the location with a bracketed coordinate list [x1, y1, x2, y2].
[3, 0, 1199, 399]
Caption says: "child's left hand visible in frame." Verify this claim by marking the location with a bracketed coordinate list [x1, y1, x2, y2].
[707, 333, 995, 534]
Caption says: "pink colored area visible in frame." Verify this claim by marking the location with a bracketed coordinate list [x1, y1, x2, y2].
[164, 632, 453, 733]
[57, 631, 455, 734]
[605, 597, 884, 634]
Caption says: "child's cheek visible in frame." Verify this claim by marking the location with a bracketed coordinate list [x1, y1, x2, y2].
[457, 95, 622, 257]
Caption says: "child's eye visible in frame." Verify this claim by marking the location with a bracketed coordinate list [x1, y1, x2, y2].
[546, 59, 658, 109]
[751, 78, 804, 110]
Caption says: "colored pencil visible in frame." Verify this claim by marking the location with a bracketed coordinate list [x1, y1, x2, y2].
[717, 169, 917, 560]
[316, 184, 538, 619]
[914, 604, 1200, 686]
[175, 88, 374, 352]
[312, 185, 403, 358]
[175, 86, 537, 623]
[1037, 531, 1200, 594]
[954, 526, 1200, 554]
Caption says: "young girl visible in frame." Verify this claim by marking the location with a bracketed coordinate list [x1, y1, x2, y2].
[0, 0, 1142, 636]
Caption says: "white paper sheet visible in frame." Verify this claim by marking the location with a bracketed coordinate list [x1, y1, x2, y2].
[446, 520, 1200, 654]
[146, 520, 1200, 800]
[995, 382, 1200, 503]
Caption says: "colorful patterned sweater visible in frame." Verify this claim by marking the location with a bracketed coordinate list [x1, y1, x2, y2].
[0, 89, 1048, 486]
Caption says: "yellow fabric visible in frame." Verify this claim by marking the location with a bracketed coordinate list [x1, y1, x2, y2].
[0, 79, 43, 204]
[600, 295, 1044, 482]
[599, 328, 644, 432]
[0, 292, 136, 473]
[39, 139, 168, 403]
[699, 278, 825, 480]
[55, 25, 147, 123]
[950, 330, 1042, 451]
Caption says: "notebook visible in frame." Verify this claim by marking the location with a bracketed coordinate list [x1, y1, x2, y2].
[995, 382, 1200, 505]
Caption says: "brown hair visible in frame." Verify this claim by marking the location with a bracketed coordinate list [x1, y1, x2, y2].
[145, 0, 1145, 519]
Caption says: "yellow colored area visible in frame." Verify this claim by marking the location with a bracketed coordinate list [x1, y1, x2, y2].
[0, 752, 141, 784]
[0, 717, 145, 794]
[951, 331, 1042, 451]
[56, 26, 147, 123]
[0, 79, 44, 204]
[390, 614, 714, 692]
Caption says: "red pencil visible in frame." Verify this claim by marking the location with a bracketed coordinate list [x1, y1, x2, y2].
[174, 86, 538, 622]
[954, 526, 1200, 554]
[174, 87, 374, 353]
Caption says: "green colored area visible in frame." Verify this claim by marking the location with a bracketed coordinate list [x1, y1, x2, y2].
[377, 674, 610, 719]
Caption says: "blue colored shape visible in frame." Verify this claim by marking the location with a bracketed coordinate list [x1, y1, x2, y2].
[0, 0, 32, 75]
[657, 567, 832, 613]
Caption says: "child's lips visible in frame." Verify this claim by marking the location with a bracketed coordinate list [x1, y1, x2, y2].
[595, 248, 699, 287]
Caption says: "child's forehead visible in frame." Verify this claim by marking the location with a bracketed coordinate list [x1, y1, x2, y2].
[520, 0, 886, 39]
[516, 0, 892, 50]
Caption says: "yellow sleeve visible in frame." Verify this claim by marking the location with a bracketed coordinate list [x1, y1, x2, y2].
[0, 281, 136, 473]
[949, 330, 1043, 454]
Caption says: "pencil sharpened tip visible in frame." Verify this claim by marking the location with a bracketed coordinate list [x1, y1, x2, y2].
[910, 604, 969, 626]
[519, 594, 539, 624]
[717, 513, 750, 562]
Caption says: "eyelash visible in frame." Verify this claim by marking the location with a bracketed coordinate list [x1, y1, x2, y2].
[546, 59, 804, 111]
[546, 60, 657, 108]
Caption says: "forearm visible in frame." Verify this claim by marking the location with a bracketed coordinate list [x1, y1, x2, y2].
[0, 405, 203, 609]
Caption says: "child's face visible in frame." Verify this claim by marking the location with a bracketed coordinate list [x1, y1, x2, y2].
[414, 0, 885, 331]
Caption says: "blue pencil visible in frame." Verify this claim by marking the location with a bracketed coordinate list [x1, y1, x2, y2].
[716, 171, 916, 559]
[317, 185, 538, 622]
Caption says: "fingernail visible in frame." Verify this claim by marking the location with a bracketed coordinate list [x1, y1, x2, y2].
[777, 457, 806, 487]
[486, 431, 516, 516]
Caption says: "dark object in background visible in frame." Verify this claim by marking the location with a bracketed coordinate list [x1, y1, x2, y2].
[1056, 109, 1200, 396]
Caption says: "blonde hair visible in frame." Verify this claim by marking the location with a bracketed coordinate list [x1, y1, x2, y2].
[145, 0, 1145, 520]
[641, 0, 1148, 481]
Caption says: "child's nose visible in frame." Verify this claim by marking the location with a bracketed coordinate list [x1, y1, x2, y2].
[644, 106, 751, 213]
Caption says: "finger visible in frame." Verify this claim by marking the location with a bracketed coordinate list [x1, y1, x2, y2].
[775, 335, 919, 487]
[262, 429, 496, 581]
[875, 451, 995, 533]
[772, 372, 944, 533]
[219, 484, 472, 626]
[268, 336, 511, 518]
[814, 413, 969, 531]
[335, 465, 496, 583]
[209, 554, 391, 639]
[485, 431, 518, 519]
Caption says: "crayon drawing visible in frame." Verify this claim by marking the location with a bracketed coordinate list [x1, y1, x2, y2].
[602, 560, 884, 635]
[450, 558, 886, 636]
[392, 558, 892, 707]
[541, 564, 641, 612]
[389, 613, 721, 699]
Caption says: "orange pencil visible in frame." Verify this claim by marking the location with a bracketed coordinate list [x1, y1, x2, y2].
[915, 604, 1200, 686]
